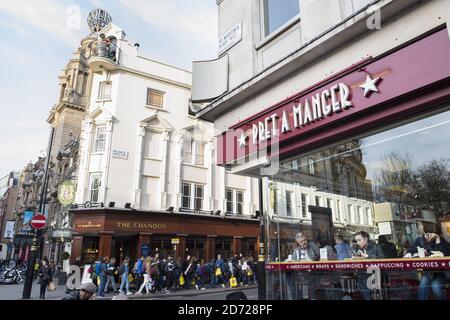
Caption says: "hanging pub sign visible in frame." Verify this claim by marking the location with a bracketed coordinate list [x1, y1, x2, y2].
[58, 180, 76, 206]
[217, 29, 450, 166]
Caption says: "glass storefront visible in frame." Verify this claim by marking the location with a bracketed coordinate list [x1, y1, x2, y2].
[264, 108, 450, 300]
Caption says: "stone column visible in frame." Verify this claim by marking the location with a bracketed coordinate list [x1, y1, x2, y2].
[101, 119, 114, 202]
[160, 130, 171, 210]
[98, 232, 113, 259]
[174, 133, 184, 209]
[76, 121, 93, 204]
[205, 141, 214, 211]
[133, 125, 146, 209]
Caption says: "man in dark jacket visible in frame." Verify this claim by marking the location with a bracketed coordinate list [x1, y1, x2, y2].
[377, 235, 398, 258]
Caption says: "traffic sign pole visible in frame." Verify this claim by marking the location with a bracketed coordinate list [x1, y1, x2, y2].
[22, 126, 54, 300]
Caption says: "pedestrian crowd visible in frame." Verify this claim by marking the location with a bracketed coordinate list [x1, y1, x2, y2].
[86, 253, 258, 297]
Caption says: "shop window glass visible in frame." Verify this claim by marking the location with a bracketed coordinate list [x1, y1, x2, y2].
[264, 108, 450, 300]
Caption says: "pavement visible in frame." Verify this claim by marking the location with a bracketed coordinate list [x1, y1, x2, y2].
[0, 280, 258, 300]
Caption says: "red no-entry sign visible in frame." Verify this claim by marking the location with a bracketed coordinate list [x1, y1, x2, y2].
[30, 214, 46, 230]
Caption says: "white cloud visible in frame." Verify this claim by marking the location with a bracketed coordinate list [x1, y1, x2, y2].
[0, 0, 87, 47]
[118, 0, 217, 49]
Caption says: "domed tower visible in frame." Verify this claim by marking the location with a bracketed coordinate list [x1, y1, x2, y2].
[87, 8, 112, 34]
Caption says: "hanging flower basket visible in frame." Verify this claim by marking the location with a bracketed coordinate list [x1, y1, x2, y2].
[61, 252, 70, 261]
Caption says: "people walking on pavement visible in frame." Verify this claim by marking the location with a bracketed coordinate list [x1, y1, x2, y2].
[104, 257, 118, 293]
[118, 256, 132, 296]
[38, 257, 53, 299]
[164, 255, 176, 291]
[133, 256, 145, 291]
[136, 257, 153, 295]
[183, 256, 196, 289]
[97, 256, 109, 297]
[214, 254, 226, 288]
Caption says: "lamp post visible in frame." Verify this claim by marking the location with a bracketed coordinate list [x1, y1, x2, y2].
[22, 126, 55, 299]
[257, 178, 266, 300]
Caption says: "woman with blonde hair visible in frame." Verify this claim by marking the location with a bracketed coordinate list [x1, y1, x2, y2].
[135, 257, 152, 295]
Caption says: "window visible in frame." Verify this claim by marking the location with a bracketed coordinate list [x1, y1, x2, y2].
[195, 142, 205, 166]
[182, 183, 191, 209]
[194, 185, 204, 210]
[357, 206, 362, 224]
[89, 174, 102, 203]
[263, 0, 300, 36]
[308, 158, 315, 174]
[327, 198, 332, 209]
[365, 207, 371, 225]
[347, 204, 353, 223]
[146, 89, 164, 108]
[94, 127, 106, 153]
[236, 190, 244, 215]
[183, 140, 193, 163]
[301, 193, 308, 218]
[226, 188, 233, 214]
[315, 196, 321, 207]
[286, 191, 293, 216]
[98, 82, 111, 100]
[183, 140, 206, 166]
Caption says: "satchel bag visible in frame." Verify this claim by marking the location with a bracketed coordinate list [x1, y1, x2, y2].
[47, 281, 56, 292]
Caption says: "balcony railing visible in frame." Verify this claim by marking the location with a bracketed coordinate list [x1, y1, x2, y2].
[93, 40, 117, 62]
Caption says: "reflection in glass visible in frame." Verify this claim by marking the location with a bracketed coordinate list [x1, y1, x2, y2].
[265, 109, 450, 300]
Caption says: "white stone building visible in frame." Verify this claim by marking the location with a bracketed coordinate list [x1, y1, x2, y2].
[74, 22, 260, 218]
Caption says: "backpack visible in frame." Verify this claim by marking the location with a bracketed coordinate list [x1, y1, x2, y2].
[95, 262, 101, 275]
[205, 262, 213, 274]
[135, 260, 143, 274]
[118, 264, 125, 275]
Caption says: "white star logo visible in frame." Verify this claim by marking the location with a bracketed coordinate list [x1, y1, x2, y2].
[238, 132, 247, 148]
[359, 75, 381, 97]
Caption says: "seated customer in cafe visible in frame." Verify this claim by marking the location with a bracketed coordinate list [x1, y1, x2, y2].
[411, 223, 450, 300]
[354, 231, 384, 300]
[378, 235, 398, 259]
[292, 232, 320, 261]
[354, 231, 384, 259]
[290, 233, 320, 299]
[334, 234, 353, 260]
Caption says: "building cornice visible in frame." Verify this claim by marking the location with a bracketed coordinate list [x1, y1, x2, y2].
[47, 101, 86, 124]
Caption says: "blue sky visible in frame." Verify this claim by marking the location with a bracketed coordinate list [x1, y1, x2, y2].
[0, 0, 217, 176]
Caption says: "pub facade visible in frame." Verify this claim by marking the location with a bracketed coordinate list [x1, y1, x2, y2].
[70, 208, 259, 264]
